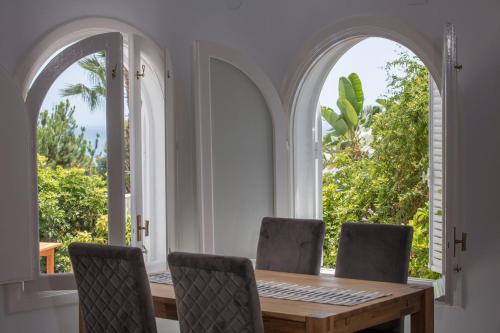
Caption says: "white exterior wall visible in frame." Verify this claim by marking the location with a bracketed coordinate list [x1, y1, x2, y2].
[1, 0, 499, 331]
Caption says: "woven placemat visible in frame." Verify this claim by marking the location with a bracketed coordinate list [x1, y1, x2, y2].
[149, 272, 391, 306]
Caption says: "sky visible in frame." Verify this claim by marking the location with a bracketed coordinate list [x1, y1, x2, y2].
[319, 37, 412, 134]
[40, 60, 108, 153]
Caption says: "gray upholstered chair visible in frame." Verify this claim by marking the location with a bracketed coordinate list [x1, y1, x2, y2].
[168, 252, 264, 333]
[255, 217, 325, 275]
[335, 222, 413, 333]
[69, 243, 157, 333]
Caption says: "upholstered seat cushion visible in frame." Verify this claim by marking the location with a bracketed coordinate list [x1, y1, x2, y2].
[255, 217, 325, 275]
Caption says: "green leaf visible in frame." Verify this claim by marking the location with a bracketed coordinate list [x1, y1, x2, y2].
[338, 77, 357, 113]
[337, 98, 358, 127]
[320, 106, 339, 127]
[376, 98, 388, 108]
[348, 73, 364, 113]
[331, 118, 348, 136]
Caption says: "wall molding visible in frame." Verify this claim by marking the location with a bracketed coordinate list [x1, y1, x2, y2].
[193, 40, 289, 253]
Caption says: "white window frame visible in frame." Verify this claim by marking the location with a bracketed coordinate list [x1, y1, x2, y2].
[6, 33, 125, 313]
[7, 18, 176, 313]
[282, 18, 463, 305]
[441, 23, 464, 306]
[129, 33, 174, 271]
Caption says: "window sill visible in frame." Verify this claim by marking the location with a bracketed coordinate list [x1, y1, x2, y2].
[5, 263, 165, 313]
[5, 273, 78, 313]
[320, 267, 435, 285]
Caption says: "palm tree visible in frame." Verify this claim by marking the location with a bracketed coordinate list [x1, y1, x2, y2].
[60, 51, 106, 111]
[60, 52, 131, 191]
[60, 51, 129, 110]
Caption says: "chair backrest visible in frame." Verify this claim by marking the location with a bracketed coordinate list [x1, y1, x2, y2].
[168, 252, 264, 333]
[69, 243, 157, 333]
[335, 222, 413, 283]
[335, 223, 413, 333]
[255, 217, 325, 275]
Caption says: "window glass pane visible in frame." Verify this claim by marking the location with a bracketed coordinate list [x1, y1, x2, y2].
[319, 38, 440, 279]
[124, 67, 132, 246]
[37, 51, 108, 274]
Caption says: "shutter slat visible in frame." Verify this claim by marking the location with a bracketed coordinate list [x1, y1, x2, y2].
[428, 74, 444, 275]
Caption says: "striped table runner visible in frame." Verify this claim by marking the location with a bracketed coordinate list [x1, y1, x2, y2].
[149, 272, 391, 306]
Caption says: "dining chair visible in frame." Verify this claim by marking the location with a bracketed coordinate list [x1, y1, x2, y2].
[69, 243, 157, 333]
[168, 252, 264, 333]
[255, 217, 325, 275]
[335, 222, 413, 333]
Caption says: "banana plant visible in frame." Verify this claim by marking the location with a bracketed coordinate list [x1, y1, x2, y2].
[321, 73, 382, 158]
[322, 73, 363, 140]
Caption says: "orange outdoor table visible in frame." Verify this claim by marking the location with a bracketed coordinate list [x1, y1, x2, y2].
[39, 242, 62, 274]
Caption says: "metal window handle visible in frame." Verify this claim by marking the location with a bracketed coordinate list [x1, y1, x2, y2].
[144, 220, 150, 237]
[453, 227, 467, 256]
[136, 215, 150, 241]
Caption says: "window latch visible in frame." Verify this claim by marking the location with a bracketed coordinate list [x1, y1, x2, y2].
[136, 64, 146, 79]
[453, 227, 467, 256]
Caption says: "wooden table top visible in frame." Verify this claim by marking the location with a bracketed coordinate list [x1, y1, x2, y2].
[149, 269, 432, 324]
[39, 242, 63, 252]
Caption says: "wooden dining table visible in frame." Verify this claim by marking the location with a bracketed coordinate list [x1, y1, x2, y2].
[149, 270, 433, 333]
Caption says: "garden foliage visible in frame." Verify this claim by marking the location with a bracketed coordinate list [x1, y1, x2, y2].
[321, 51, 440, 279]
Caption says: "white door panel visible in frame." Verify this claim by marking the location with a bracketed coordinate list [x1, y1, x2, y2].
[0, 66, 34, 284]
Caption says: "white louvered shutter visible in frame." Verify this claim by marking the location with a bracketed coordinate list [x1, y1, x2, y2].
[428, 75, 444, 274]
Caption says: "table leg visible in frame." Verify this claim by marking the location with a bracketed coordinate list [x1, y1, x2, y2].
[46, 249, 55, 274]
[79, 304, 86, 333]
[306, 316, 334, 333]
[411, 288, 434, 332]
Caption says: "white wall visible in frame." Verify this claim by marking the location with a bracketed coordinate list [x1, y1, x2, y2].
[210, 58, 274, 258]
[1, 0, 500, 332]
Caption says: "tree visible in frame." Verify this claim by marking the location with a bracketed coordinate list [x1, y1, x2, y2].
[60, 52, 106, 111]
[37, 100, 99, 170]
[321, 51, 439, 279]
[60, 51, 129, 109]
[38, 155, 108, 242]
[38, 154, 132, 272]
[59, 51, 131, 192]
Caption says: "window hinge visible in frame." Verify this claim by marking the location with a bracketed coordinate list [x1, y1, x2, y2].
[111, 64, 118, 79]
[453, 227, 467, 256]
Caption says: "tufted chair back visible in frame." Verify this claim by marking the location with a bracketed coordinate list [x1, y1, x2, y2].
[255, 217, 325, 275]
[335, 222, 413, 333]
[69, 243, 157, 333]
[168, 252, 264, 333]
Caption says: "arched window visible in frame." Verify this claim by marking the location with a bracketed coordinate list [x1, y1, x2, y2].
[4, 19, 175, 311]
[286, 21, 463, 305]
